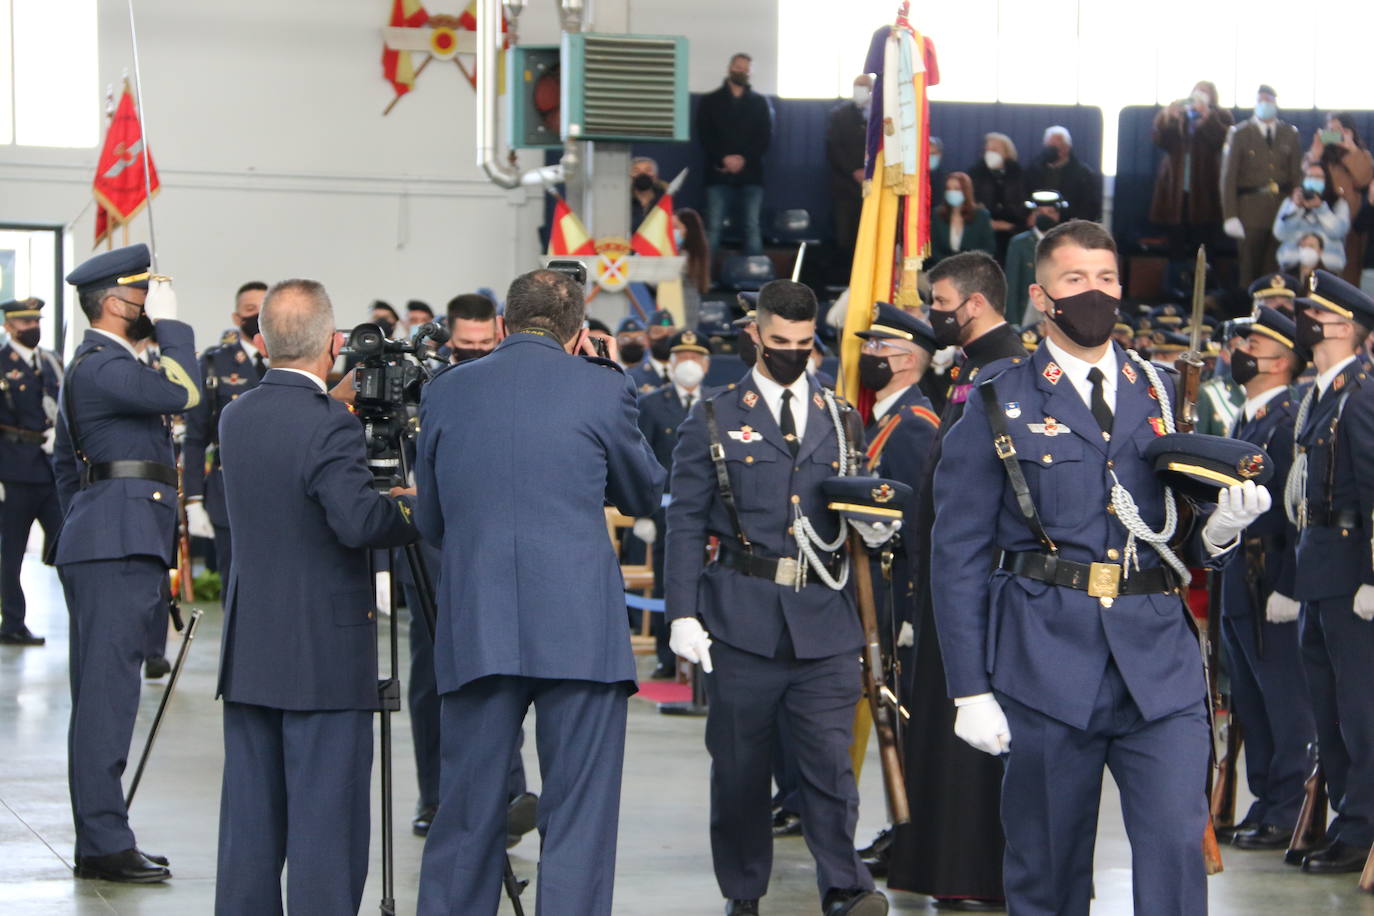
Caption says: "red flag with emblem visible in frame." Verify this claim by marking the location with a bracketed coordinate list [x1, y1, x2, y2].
[630, 193, 678, 257]
[548, 198, 596, 256]
[382, 0, 431, 99]
[91, 83, 159, 230]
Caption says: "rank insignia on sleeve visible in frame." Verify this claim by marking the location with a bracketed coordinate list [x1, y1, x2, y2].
[1148, 416, 1166, 436]
[813, 393, 824, 410]
[742, 390, 759, 408]
[728, 426, 761, 443]
[1004, 402, 1021, 418]
[1121, 364, 1137, 384]
[1042, 362, 1063, 385]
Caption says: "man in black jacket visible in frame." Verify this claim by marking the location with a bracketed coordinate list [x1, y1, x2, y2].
[697, 52, 773, 257]
[1025, 125, 1103, 223]
[827, 75, 871, 283]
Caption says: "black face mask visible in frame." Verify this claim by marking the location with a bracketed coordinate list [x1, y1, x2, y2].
[858, 352, 894, 391]
[930, 298, 972, 349]
[1229, 349, 1268, 385]
[759, 343, 811, 386]
[735, 330, 757, 368]
[649, 336, 674, 361]
[14, 328, 40, 349]
[619, 341, 645, 364]
[239, 315, 259, 340]
[728, 72, 749, 87]
[1041, 145, 1061, 164]
[130, 312, 156, 343]
[1045, 288, 1119, 349]
[450, 346, 492, 364]
[632, 173, 655, 192]
[1034, 213, 1058, 233]
[1295, 309, 1329, 350]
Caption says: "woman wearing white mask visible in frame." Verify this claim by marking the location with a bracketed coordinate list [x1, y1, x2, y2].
[968, 131, 1025, 263]
[1274, 160, 1350, 278]
[928, 172, 996, 266]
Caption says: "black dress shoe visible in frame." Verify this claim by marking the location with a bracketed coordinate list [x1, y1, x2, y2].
[412, 805, 437, 837]
[932, 899, 1005, 911]
[1301, 840, 1371, 873]
[771, 808, 802, 837]
[1214, 817, 1259, 842]
[725, 900, 759, 916]
[650, 661, 675, 680]
[144, 656, 171, 679]
[73, 848, 170, 883]
[822, 888, 889, 916]
[1286, 841, 1329, 866]
[0, 627, 45, 646]
[506, 792, 538, 848]
[858, 826, 894, 877]
[1233, 823, 1292, 850]
[75, 849, 168, 868]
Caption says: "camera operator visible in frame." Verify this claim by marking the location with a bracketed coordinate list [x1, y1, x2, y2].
[213, 279, 418, 916]
[415, 268, 665, 916]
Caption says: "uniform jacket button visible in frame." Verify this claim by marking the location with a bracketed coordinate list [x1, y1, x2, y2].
[1107, 548, 1120, 561]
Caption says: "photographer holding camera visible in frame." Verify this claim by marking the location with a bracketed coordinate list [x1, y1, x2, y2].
[1273, 160, 1351, 276]
[415, 268, 665, 916]
[213, 279, 418, 916]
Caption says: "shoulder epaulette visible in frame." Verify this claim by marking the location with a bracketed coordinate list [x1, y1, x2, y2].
[973, 354, 1027, 387]
[580, 355, 625, 374]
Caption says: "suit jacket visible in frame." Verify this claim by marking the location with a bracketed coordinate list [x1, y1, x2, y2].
[1024, 153, 1102, 223]
[0, 343, 62, 484]
[1221, 118, 1304, 226]
[933, 343, 1221, 729]
[665, 372, 864, 659]
[826, 101, 867, 196]
[1291, 363, 1374, 600]
[696, 81, 774, 187]
[52, 323, 201, 566]
[183, 334, 267, 526]
[415, 332, 665, 693]
[637, 382, 715, 485]
[215, 370, 418, 711]
[929, 207, 997, 264]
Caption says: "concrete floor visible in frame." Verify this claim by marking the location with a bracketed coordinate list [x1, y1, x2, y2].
[3, 554, 1374, 914]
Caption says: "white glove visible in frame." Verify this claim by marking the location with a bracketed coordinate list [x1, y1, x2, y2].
[144, 276, 178, 322]
[185, 500, 215, 539]
[953, 693, 1011, 756]
[931, 346, 957, 375]
[0, 481, 5, 502]
[852, 518, 902, 549]
[1266, 592, 1301, 624]
[1223, 217, 1246, 240]
[1355, 585, 1374, 622]
[669, 618, 714, 673]
[897, 621, 914, 648]
[41, 427, 55, 455]
[631, 517, 657, 545]
[1202, 481, 1272, 550]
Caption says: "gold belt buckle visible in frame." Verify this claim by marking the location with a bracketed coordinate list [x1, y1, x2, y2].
[774, 557, 799, 587]
[1087, 562, 1121, 599]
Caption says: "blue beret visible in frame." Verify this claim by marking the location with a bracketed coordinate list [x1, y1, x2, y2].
[1248, 272, 1301, 300]
[1143, 433, 1272, 502]
[855, 302, 938, 353]
[1, 297, 44, 318]
[65, 243, 152, 295]
[821, 476, 913, 522]
[1299, 269, 1374, 329]
[616, 316, 645, 334]
[647, 308, 676, 328]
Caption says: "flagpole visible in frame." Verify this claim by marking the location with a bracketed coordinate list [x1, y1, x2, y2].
[126, 0, 158, 272]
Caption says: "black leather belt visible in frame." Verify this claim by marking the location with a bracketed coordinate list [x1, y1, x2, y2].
[718, 541, 842, 588]
[0, 426, 44, 445]
[1238, 183, 1290, 196]
[80, 460, 178, 490]
[1305, 506, 1360, 530]
[999, 550, 1177, 599]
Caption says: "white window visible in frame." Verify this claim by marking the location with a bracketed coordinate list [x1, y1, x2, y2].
[2, 0, 99, 147]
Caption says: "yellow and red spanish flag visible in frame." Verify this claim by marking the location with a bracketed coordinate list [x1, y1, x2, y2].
[547, 198, 596, 256]
[382, 0, 431, 100]
[92, 82, 159, 247]
[630, 193, 678, 257]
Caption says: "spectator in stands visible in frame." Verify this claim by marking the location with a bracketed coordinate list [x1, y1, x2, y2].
[1355, 183, 1374, 296]
[827, 74, 872, 282]
[1304, 113, 1374, 284]
[1221, 85, 1304, 286]
[697, 52, 773, 257]
[929, 136, 946, 211]
[928, 172, 995, 266]
[1288, 233, 1328, 291]
[630, 157, 668, 233]
[1025, 126, 1101, 222]
[1274, 161, 1350, 277]
[672, 208, 711, 329]
[1149, 81, 1233, 256]
[968, 132, 1026, 263]
[1003, 191, 1064, 327]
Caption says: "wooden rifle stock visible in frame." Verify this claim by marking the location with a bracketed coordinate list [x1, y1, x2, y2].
[1209, 717, 1241, 829]
[176, 455, 194, 602]
[1288, 755, 1329, 862]
[848, 529, 909, 826]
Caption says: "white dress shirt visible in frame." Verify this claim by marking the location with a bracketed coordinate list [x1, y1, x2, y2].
[871, 386, 910, 423]
[7, 337, 40, 372]
[673, 383, 700, 410]
[751, 366, 810, 442]
[1043, 337, 1119, 413]
[91, 328, 138, 359]
[1316, 354, 1358, 398]
[1242, 385, 1287, 422]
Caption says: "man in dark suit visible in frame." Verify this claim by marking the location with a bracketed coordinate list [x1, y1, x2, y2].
[415, 269, 665, 915]
[827, 74, 871, 280]
[1219, 306, 1313, 850]
[1221, 85, 1305, 286]
[182, 280, 269, 580]
[213, 279, 418, 914]
[53, 244, 201, 883]
[697, 52, 774, 256]
[0, 297, 62, 646]
[666, 279, 892, 916]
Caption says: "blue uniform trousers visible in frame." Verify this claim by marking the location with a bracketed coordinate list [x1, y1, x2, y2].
[0, 479, 60, 634]
[999, 661, 1209, 916]
[418, 676, 628, 916]
[1300, 597, 1374, 846]
[705, 637, 872, 900]
[215, 701, 373, 915]
[1221, 613, 1312, 829]
[60, 556, 164, 856]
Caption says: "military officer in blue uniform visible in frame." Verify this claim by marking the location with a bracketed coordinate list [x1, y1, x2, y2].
[931, 221, 1269, 915]
[615, 315, 648, 369]
[629, 308, 677, 393]
[0, 297, 62, 646]
[1249, 271, 1301, 319]
[415, 269, 664, 916]
[636, 328, 716, 677]
[666, 279, 893, 916]
[53, 244, 201, 883]
[1284, 269, 1374, 873]
[1218, 305, 1313, 850]
[182, 281, 268, 578]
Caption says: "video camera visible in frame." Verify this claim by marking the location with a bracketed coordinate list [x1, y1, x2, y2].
[344, 320, 447, 484]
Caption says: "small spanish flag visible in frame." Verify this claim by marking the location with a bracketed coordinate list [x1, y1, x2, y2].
[548, 198, 596, 256]
[630, 193, 677, 257]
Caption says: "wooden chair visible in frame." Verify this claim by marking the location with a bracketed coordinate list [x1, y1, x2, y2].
[605, 508, 657, 653]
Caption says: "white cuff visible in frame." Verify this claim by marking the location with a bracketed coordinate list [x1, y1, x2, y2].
[954, 692, 995, 707]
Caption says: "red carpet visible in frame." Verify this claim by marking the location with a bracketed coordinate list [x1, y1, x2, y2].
[634, 680, 692, 704]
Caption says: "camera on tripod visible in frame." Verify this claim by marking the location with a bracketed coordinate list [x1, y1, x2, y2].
[344, 321, 447, 484]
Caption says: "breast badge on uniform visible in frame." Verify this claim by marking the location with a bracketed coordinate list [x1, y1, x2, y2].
[1042, 362, 1063, 385]
[1004, 402, 1021, 419]
[742, 390, 759, 409]
[1028, 418, 1069, 437]
[1121, 363, 1138, 385]
[728, 425, 761, 443]
[5, 369, 22, 381]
